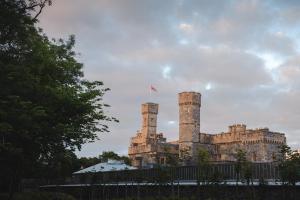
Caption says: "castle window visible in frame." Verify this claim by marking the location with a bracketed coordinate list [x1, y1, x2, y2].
[252, 152, 257, 161]
[272, 152, 276, 161]
[160, 157, 166, 165]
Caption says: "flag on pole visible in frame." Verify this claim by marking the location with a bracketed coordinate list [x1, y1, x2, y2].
[150, 85, 158, 92]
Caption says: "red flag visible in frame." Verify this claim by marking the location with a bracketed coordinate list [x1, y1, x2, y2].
[150, 85, 158, 92]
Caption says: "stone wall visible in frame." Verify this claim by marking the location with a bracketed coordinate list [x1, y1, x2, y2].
[197, 124, 286, 162]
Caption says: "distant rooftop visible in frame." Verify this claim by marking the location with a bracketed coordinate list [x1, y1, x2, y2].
[73, 159, 137, 174]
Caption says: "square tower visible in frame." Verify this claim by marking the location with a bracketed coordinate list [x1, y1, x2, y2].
[141, 103, 158, 140]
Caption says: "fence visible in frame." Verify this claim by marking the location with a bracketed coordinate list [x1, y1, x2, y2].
[70, 162, 280, 184]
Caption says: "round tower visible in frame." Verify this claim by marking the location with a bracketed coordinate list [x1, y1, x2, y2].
[178, 92, 201, 161]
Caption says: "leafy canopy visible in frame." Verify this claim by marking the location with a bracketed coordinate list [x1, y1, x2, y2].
[0, 0, 118, 186]
[278, 145, 300, 185]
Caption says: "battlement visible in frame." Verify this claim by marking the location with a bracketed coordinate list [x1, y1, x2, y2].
[228, 124, 246, 133]
[255, 127, 269, 132]
[142, 103, 158, 114]
[198, 132, 213, 144]
[178, 92, 201, 106]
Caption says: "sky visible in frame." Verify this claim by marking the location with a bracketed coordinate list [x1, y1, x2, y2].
[38, 0, 300, 157]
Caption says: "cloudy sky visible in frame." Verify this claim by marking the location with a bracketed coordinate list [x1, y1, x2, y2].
[39, 0, 300, 157]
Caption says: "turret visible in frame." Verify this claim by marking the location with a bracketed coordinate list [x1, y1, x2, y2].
[141, 103, 158, 140]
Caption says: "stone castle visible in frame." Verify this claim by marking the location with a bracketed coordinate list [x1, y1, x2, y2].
[128, 92, 286, 168]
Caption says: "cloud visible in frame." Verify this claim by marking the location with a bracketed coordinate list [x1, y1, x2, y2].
[179, 23, 194, 32]
[278, 55, 300, 88]
[162, 65, 172, 79]
[258, 32, 297, 56]
[38, 0, 300, 156]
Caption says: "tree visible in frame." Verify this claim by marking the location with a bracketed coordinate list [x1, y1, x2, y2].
[195, 147, 211, 199]
[77, 156, 101, 169]
[99, 151, 131, 165]
[99, 151, 120, 162]
[234, 149, 251, 185]
[164, 146, 179, 167]
[120, 155, 131, 165]
[0, 0, 117, 196]
[40, 149, 81, 181]
[75, 151, 131, 171]
[196, 147, 211, 184]
[278, 145, 300, 185]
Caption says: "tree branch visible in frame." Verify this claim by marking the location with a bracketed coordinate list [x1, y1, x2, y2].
[25, 3, 40, 10]
[32, 2, 45, 20]
[24, 0, 52, 21]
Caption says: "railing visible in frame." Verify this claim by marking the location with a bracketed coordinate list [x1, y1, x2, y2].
[71, 162, 280, 184]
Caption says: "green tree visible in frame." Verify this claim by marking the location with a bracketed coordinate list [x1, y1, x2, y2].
[38, 149, 81, 181]
[195, 147, 211, 199]
[234, 149, 251, 185]
[0, 0, 117, 196]
[278, 145, 300, 185]
[76, 151, 131, 171]
[164, 146, 179, 167]
[99, 151, 120, 162]
[120, 155, 131, 165]
[77, 156, 101, 169]
[197, 147, 210, 167]
[99, 151, 131, 165]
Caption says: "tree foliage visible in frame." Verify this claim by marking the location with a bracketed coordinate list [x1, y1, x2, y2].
[196, 147, 211, 183]
[163, 146, 178, 167]
[77, 151, 131, 169]
[234, 149, 252, 185]
[0, 0, 117, 193]
[278, 145, 300, 185]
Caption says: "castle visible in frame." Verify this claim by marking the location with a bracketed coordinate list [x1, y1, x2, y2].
[128, 92, 286, 168]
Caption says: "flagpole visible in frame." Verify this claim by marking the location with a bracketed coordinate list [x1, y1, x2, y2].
[149, 85, 152, 102]
[149, 85, 157, 103]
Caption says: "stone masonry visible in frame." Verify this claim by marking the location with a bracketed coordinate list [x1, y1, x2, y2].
[128, 92, 286, 168]
[178, 92, 201, 163]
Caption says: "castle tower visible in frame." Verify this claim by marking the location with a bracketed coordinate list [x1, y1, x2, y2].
[141, 103, 158, 140]
[178, 92, 201, 161]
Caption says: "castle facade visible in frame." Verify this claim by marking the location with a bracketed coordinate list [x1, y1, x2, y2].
[128, 92, 286, 168]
